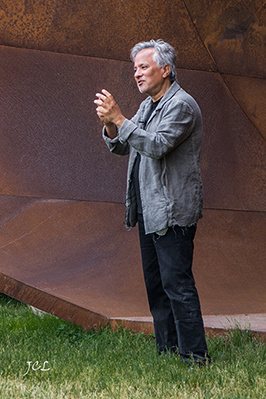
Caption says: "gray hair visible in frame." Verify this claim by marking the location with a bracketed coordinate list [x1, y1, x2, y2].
[130, 39, 177, 83]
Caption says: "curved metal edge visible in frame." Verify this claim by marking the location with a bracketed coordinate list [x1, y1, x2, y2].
[1, 271, 266, 340]
[0, 272, 107, 330]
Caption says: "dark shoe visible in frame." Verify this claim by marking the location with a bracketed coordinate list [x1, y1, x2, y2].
[181, 353, 212, 367]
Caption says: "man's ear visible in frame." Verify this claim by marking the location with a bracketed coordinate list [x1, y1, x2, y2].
[162, 64, 171, 78]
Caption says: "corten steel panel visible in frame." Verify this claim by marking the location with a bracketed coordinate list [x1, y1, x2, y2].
[0, 197, 266, 332]
[1, 47, 266, 213]
[0, 46, 140, 203]
[184, 0, 266, 78]
[0, 195, 33, 222]
[0, 0, 215, 72]
[1, 0, 266, 78]
[194, 209, 266, 315]
[0, 197, 149, 318]
[178, 69, 266, 212]
[0, 274, 109, 331]
[222, 74, 266, 141]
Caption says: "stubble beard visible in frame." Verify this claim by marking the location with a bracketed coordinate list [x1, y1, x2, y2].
[137, 85, 144, 94]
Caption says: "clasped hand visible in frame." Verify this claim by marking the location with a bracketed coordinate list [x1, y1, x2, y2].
[94, 89, 125, 129]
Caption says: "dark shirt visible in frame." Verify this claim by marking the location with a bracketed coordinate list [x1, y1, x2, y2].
[132, 99, 161, 214]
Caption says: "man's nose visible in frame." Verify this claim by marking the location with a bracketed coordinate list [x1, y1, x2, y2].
[134, 68, 142, 78]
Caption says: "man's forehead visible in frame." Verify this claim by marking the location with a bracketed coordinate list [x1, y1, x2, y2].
[134, 48, 155, 65]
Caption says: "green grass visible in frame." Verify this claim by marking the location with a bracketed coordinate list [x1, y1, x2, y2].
[1, 294, 266, 398]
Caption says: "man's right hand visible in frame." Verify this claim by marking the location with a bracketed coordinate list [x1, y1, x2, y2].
[94, 89, 125, 138]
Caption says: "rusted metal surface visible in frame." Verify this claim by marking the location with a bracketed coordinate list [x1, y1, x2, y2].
[1, 47, 265, 212]
[0, 1, 266, 335]
[0, 46, 140, 203]
[0, 0, 215, 72]
[0, 198, 265, 334]
[178, 69, 266, 212]
[184, 0, 266, 78]
[0, 273, 108, 331]
[222, 74, 266, 141]
[1, 0, 265, 78]
[194, 210, 266, 316]
[0, 197, 149, 318]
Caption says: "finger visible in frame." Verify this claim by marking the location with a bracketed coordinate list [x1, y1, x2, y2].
[102, 89, 112, 97]
[96, 105, 109, 118]
[96, 110, 105, 120]
[95, 92, 107, 101]
[96, 110, 104, 118]
[95, 105, 105, 113]
[94, 99, 104, 106]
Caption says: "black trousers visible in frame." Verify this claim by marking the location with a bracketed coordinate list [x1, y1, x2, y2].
[138, 214, 209, 361]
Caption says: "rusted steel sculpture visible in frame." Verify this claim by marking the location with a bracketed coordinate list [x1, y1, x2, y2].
[0, 0, 265, 335]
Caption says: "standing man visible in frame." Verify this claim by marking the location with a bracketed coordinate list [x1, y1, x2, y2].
[94, 39, 210, 364]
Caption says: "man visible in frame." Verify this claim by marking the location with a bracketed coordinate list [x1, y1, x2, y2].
[94, 39, 210, 364]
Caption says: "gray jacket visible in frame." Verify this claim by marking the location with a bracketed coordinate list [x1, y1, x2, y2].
[103, 81, 203, 234]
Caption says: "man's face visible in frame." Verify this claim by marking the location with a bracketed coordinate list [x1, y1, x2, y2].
[134, 48, 168, 100]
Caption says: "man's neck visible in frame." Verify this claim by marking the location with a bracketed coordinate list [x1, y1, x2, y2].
[151, 80, 172, 102]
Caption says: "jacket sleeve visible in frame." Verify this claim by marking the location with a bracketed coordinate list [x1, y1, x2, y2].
[102, 127, 130, 155]
[117, 100, 197, 159]
[102, 106, 143, 156]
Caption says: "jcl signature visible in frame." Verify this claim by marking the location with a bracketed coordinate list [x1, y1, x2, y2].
[23, 361, 50, 376]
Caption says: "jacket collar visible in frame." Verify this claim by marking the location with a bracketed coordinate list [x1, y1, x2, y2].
[154, 81, 181, 110]
[140, 81, 181, 125]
